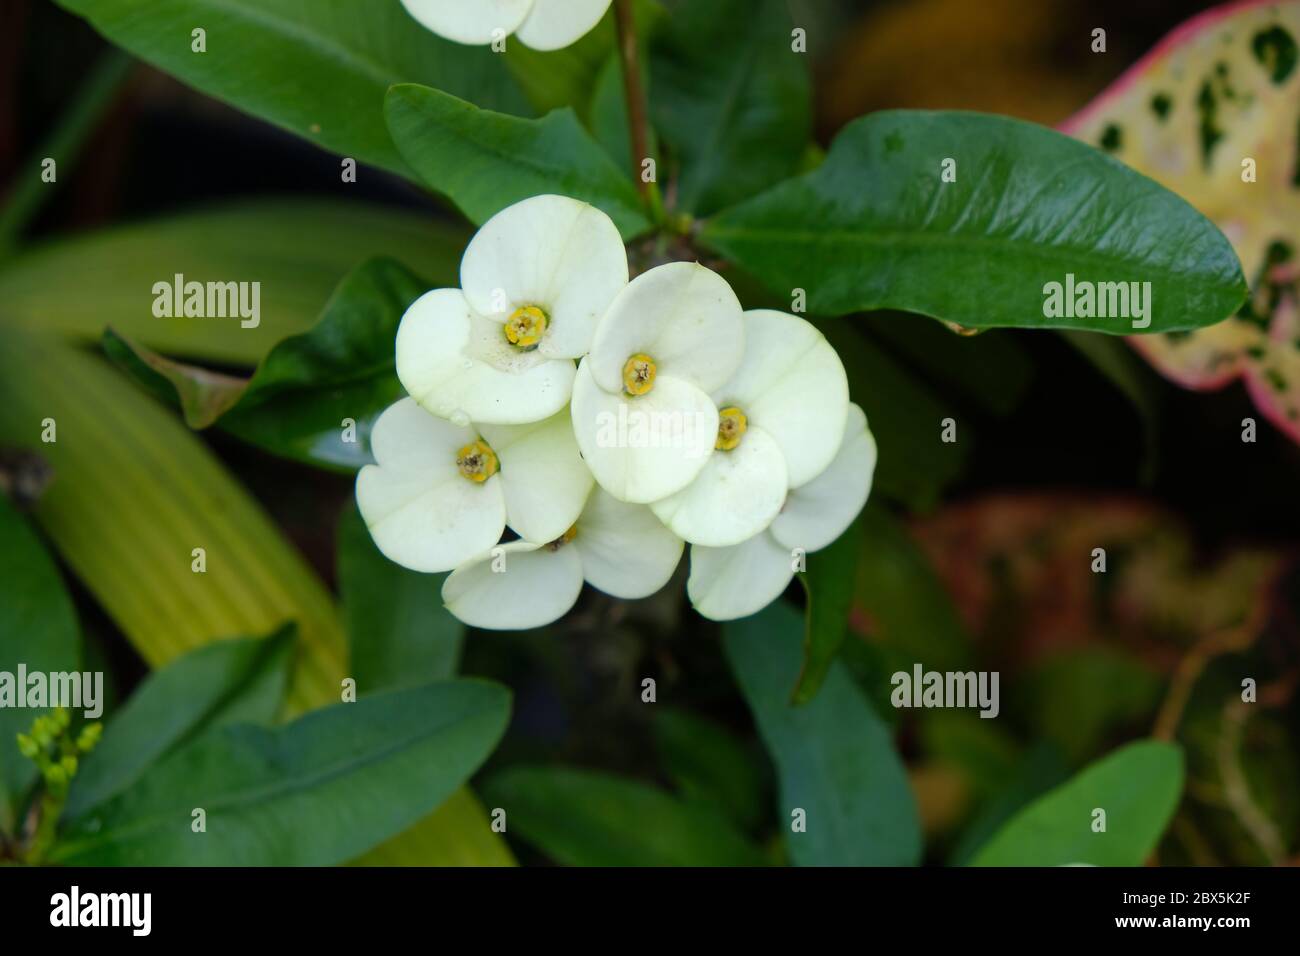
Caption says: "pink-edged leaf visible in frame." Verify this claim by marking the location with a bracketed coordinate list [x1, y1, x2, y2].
[1063, 0, 1300, 440]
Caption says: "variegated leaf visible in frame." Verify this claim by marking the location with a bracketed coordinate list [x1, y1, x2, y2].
[1063, 0, 1300, 440]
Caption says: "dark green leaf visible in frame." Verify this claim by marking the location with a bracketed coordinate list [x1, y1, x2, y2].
[52, 0, 531, 177]
[337, 503, 463, 692]
[385, 84, 652, 239]
[948, 742, 1068, 866]
[483, 767, 766, 866]
[651, 0, 811, 215]
[64, 626, 294, 820]
[652, 708, 767, 830]
[724, 601, 921, 866]
[702, 111, 1248, 333]
[103, 257, 426, 471]
[0, 496, 81, 835]
[968, 739, 1184, 866]
[792, 515, 862, 705]
[52, 680, 511, 865]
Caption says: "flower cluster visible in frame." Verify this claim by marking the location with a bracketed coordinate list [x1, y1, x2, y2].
[357, 195, 877, 629]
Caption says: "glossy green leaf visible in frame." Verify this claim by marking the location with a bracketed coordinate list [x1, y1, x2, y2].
[52, 680, 511, 866]
[650, 0, 811, 215]
[337, 503, 463, 693]
[653, 708, 767, 830]
[792, 516, 863, 705]
[51, 0, 531, 178]
[385, 84, 652, 239]
[483, 767, 766, 866]
[702, 110, 1248, 333]
[0, 496, 81, 835]
[969, 739, 1184, 866]
[724, 601, 921, 866]
[102, 257, 425, 471]
[0, 200, 467, 365]
[64, 626, 294, 820]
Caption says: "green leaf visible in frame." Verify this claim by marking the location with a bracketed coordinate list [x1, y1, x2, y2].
[0, 330, 512, 865]
[724, 601, 921, 866]
[337, 503, 463, 693]
[650, 0, 811, 215]
[64, 626, 294, 820]
[792, 516, 862, 705]
[482, 767, 766, 866]
[652, 708, 767, 830]
[102, 257, 426, 471]
[52, 0, 532, 178]
[0, 199, 468, 365]
[52, 679, 511, 866]
[0, 496, 81, 835]
[702, 110, 1248, 333]
[969, 740, 1184, 866]
[385, 84, 652, 239]
[948, 742, 1068, 866]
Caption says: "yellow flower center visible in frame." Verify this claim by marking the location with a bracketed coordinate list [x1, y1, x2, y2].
[716, 406, 748, 451]
[546, 526, 578, 551]
[455, 440, 499, 483]
[622, 353, 657, 396]
[504, 305, 547, 349]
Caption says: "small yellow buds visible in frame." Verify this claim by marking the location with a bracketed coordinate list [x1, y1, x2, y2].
[547, 526, 579, 551]
[456, 440, 499, 483]
[504, 305, 547, 349]
[716, 406, 748, 450]
[622, 353, 657, 396]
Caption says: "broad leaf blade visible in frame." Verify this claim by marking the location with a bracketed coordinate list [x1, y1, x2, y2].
[724, 601, 921, 866]
[385, 84, 652, 239]
[483, 767, 766, 867]
[64, 626, 294, 820]
[968, 739, 1184, 866]
[52, 0, 531, 177]
[0, 496, 81, 835]
[337, 503, 463, 693]
[52, 680, 511, 866]
[702, 110, 1248, 333]
[653, 708, 767, 830]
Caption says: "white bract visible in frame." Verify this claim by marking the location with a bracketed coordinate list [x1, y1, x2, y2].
[397, 195, 627, 425]
[571, 261, 745, 504]
[399, 0, 612, 51]
[355, 398, 590, 573]
[687, 403, 877, 621]
[651, 310, 849, 546]
[442, 487, 684, 630]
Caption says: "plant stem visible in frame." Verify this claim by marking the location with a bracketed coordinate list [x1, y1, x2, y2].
[0, 49, 134, 258]
[613, 0, 661, 220]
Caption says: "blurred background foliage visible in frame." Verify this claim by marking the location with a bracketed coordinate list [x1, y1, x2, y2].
[0, 0, 1296, 866]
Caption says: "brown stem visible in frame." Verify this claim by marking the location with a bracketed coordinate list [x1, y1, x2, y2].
[614, 0, 651, 205]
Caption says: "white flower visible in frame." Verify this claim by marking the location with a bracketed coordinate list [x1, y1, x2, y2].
[396, 195, 627, 425]
[442, 487, 684, 630]
[687, 402, 877, 621]
[650, 309, 849, 546]
[356, 397, 591, 572]
[571, 261, 745, 504]
[400, 0, 613, 51]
